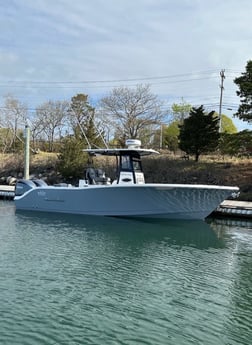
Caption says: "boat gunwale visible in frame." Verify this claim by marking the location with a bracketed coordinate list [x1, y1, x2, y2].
[14, 183, 239, 201]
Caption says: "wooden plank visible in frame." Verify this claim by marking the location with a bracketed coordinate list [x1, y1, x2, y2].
[220, 200, 252, 210]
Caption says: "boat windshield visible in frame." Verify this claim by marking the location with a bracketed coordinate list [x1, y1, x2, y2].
[120, 155, 142, 172]
[132, 158, 142, 171]
[121, 156, 131, 170]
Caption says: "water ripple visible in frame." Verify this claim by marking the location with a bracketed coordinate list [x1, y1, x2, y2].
[0, 207, 252, 344]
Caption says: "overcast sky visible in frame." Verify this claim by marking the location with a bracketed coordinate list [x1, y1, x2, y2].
[1, 0, 251, 130]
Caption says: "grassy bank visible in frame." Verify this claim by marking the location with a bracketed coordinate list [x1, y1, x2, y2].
[0, 152, 251, 201]
[142, 155, 252, 201]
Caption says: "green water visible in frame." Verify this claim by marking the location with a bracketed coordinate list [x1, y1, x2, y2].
[0, 201, 252, 345]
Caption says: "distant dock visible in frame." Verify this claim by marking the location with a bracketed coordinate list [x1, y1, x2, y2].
[0, 185, 15, 200]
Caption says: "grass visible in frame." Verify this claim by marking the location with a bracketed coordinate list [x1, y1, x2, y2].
[142, 155, 252, 201]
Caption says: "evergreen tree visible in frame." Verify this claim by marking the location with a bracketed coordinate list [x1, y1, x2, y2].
[234, 60, 252, 123]
[57, 135, 89, 181]
[179, 105, 220, 161]
[219, 130, 252, 157]
[68, 93, 104, 148]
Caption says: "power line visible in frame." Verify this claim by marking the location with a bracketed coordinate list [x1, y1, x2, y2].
[0, 76, 219, 90]
[0, 69, 241, 88]
[0, 68, 243, 114]
[1, 69, 219, 85]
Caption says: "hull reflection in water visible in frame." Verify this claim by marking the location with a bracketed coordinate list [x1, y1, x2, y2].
[16, 210, 224, 250]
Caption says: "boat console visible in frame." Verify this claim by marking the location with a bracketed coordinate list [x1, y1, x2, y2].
[85, 168, 111, 185]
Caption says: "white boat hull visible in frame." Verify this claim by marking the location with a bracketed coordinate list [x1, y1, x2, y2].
[14, 183, 239, 220]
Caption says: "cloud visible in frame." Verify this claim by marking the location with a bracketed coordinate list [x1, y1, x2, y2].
[0, 0, 251, 130]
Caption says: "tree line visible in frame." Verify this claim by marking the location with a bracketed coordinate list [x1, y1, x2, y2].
[0, 61, 251, 167]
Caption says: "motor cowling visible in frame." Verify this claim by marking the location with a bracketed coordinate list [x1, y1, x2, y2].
[15, 179, 37, 196]
[32, 179, 48, 187]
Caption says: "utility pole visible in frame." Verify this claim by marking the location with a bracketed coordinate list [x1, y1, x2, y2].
[219, 69, 225, 133]
[160, 123, 163, 149]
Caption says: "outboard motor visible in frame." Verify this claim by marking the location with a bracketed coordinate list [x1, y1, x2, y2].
[32, 179, 48, 187]
[15, 179, 37, 196]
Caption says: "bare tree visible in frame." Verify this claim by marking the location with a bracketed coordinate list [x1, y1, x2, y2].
[100, 84, 164, 145]
[35, 100, 69, 152]
[0, 95, 27, 152]
[29, 113, 46, 151]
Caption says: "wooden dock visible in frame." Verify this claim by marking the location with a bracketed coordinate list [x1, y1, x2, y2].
[211, 200, 252, 219]
[0, 185, 15, 200]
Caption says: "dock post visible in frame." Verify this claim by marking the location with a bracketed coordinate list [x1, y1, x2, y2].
[24, 124, 30, 180]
